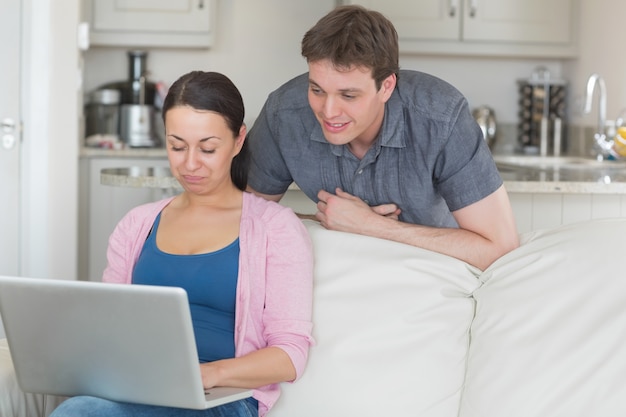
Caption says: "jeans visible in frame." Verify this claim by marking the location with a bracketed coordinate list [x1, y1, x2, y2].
[49, 396, 258, 417]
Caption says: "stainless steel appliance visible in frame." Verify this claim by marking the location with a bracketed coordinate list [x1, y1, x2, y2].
[472, 106, 497, 150]
[120, 103, 158, 148]
[96, 50, 162, 148]
[85, 89, 120, 140]
[119, 74, 160, 148]
[102, 50, 158, 107]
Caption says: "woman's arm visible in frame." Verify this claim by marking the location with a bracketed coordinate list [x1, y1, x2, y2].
[200, 347, 296, 389]
[201, 208, 314, 389]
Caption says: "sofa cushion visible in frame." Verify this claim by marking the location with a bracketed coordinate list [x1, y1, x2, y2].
[460, 218, 626, 417]
[270, 221, 481, 417]
[0, 338, 65, 417]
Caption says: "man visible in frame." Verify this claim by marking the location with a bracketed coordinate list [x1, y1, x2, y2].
[246, 5, 519, 270]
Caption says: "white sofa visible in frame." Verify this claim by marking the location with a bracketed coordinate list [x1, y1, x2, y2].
[0, 340, 64, 417]
[2, 218, 626, 417]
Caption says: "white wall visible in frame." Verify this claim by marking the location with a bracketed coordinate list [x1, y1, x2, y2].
[83, 0, 626, 130]
[21, 0, 80, 280]
[83, 1, 337, 127]
[399, 56, 564, 124]
[26, 0, 626, 281]
[563, 0, 626, 128]
[402, 0, 626, 128]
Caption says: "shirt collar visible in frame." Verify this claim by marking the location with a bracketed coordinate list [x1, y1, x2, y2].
[380, 89, 406, 149]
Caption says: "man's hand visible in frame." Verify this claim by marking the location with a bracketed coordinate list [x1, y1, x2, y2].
[316, 188, 401, 233]
[312, 185, 518, 271]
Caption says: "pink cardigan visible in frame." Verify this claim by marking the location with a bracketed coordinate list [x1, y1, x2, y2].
[102, 192, 315, 416]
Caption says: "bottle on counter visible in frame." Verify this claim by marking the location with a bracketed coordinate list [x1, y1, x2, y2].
[614, 111, 626, 158]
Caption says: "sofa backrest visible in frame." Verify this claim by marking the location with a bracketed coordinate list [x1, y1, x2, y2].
[270, 220, 481, 417]
[270, 218, 626, 417]
[460, 218, 626, 417]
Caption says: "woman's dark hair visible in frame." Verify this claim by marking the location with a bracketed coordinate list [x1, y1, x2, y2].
[301, 5, 399, 90]
[162, 71, 249, 191]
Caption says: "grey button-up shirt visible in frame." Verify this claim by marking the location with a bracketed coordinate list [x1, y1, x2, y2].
[248, 70, 502, 228]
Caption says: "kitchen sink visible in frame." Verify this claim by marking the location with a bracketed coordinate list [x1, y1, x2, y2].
[493, 155, 626, 171]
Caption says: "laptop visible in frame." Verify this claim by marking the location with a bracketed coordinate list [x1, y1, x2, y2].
[0, 275, 253, 410]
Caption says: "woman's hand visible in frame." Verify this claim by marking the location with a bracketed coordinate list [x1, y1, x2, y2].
[200, 361, 221, 390]
[198, 347, 297, 390]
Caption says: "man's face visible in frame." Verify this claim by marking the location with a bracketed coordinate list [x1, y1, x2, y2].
[307, 59, 396, 150]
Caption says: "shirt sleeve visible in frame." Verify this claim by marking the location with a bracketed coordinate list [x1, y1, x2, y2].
[101, 210, 138, 284]
[247, 94, 295, 196]
[435, 99, 503, 212]
[261, 208, 315, 380]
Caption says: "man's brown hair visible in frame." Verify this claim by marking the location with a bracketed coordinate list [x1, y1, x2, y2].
[301, 5, 400, 90]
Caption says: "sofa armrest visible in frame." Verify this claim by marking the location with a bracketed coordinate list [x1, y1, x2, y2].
[0, 338, 65, 417]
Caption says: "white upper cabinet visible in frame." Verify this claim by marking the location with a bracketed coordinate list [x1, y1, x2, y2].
[343, 0, 578, 58]
[85, 0, 216, 48]
[463, 0, 572, 44]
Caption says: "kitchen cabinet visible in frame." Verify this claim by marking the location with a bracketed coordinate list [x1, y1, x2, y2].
[342, 0, 578, 57]
[508, 192, 626, 234]
[84, 0, 216, 48]
[79, 156, 172, 281]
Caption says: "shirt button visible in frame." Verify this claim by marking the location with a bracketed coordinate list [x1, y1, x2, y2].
[357, 169, 363, 174]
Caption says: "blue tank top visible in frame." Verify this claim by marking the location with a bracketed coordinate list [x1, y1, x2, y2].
[132, 212, 239, 363]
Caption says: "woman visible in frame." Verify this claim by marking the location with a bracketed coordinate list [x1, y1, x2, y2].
[50, 71, 314, 417]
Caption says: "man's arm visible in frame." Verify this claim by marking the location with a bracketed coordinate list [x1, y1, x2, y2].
[316, 186, 519, 271]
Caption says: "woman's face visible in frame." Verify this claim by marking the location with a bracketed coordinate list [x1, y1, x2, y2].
[164, 105, 245, 195]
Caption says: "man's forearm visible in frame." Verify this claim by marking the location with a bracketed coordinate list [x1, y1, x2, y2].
[362, 217, 511, 270]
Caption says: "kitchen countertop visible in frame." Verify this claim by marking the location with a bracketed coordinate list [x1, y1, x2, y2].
[101, 167, 182, 190]
[81, 147, 167, 158]
[499, 171, 626, 194]
[90, 147, 626, 195]
[100, 167, 302, 191]
[493, 155, 626, 194]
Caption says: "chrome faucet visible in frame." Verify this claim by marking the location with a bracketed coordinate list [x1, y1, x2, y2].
[583, 73, 613, 159]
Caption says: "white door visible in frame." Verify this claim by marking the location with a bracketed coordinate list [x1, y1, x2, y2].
[0, 0, 21, 278]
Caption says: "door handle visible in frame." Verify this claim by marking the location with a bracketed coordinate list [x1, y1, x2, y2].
[468, 0, 478, 18]
[449, 0, 458, 17]
[1, 118, 16, 133]
[1, 118, 18, 150]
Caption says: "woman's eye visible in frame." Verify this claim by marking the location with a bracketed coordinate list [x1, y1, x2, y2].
[201, 149, 216, 154]
[171, 146, 185, 152]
